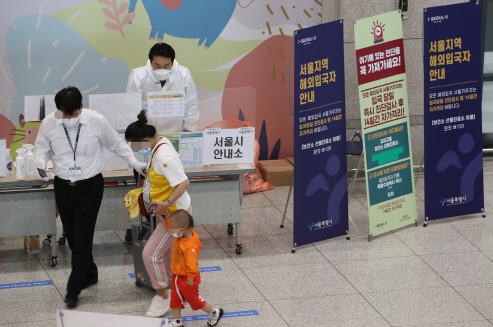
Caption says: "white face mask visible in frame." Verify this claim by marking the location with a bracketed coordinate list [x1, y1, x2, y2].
[153, 69, 170, 80]
[62, 115, 81, 127]
[171, 229, 182, 238]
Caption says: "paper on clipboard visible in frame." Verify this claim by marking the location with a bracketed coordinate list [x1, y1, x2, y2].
[147, 91, 184, 118]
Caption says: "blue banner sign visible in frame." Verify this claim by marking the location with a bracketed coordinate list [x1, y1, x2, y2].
[294, 19, 348, 247]
[424, 2, 484, 221]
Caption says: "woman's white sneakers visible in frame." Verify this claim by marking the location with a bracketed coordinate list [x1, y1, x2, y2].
[145, 295, 170, 317]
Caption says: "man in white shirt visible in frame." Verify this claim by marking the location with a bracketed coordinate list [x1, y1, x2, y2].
[126, 43, 199, 133]
[34, 87, 146, 309]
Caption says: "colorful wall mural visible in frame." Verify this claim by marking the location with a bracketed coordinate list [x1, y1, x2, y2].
[0, 0, 322, 160]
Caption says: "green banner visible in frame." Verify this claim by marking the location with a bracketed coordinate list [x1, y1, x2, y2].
[354, 10, 418, 238]
[159, 133, 181, 153]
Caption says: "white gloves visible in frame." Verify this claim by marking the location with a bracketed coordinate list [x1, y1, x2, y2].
[132, 161, 147, 176]
[37, 159, 47, 171]
[34, 159, 49, 181]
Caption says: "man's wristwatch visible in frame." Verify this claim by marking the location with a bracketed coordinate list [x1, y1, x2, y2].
[166, 199, 174, 206]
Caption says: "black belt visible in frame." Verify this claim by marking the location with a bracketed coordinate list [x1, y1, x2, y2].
[55, 173, 102, 187]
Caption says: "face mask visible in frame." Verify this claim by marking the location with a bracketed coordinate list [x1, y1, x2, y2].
[171, 229, 182, 238]
[138, 148, 150, 156]
[62, 115, 80, 127]
[153, 69, 170, 80]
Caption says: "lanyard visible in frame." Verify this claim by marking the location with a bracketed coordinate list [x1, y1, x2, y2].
[62, 123, 81, 167]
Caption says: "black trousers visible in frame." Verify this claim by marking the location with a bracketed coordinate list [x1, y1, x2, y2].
[54, 173, 104, 295]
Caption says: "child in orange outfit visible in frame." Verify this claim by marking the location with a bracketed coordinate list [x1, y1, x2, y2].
[168, 209, 224, 327]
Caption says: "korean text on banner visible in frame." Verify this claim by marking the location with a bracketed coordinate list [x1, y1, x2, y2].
[354, 10, 417, 238]
[203, 128, 255, 165]
[294, 20, 348, 247]
[423, 2, 484, 221]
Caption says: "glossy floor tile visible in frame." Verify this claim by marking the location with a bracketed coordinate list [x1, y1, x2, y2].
[2, 160, 493, 326]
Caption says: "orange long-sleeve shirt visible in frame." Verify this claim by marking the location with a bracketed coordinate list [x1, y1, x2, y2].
[170, 230, 202, 280]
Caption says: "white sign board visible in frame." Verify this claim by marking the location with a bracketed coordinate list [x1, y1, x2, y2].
[148, 91, 185, 118]
[89, 93, 141, 132]
[24, 95, 57, 122]
[0, 140, 6, 177]
[203, 128, 255, 165]
[57, 310, 166, 327]
[179, 132, 204, 168]
[103, 133, 131, 171]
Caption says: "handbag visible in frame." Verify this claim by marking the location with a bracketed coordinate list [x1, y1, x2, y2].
[125, 142, 166, 218]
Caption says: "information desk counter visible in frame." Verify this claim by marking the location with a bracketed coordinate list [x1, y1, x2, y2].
[0, 163, 255, 266]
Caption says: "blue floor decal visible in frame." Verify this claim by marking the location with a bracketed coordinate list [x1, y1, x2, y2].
[166, 310, 259, 323]
[0, 280, 53, 289]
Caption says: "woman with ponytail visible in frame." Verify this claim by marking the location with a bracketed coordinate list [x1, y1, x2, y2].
[125, 111, 191, 317]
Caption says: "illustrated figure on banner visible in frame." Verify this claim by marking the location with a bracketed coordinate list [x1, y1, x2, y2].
[127, 0, 237, 48]
[436, 132, 483, 202]
[305, 154, 347, 226]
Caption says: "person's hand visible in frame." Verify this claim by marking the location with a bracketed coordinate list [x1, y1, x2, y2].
[187, 278, 194, 286]
[37, 159, 47, 171]
[153, 201, 170, 216]
[132, 162, 147, 176]
[34, 160, 49, 181]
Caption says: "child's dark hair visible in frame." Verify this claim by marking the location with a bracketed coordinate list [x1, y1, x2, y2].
[170, 209, 194, 230]
[125, 110, 157, 142]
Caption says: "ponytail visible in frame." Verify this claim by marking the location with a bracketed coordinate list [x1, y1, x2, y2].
[125, 110, 157, 141]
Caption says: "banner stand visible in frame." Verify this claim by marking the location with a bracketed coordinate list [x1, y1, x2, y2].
[354, 10, 419, 242]
[423, 2, 485, 225]
[293, 20, 349, 252]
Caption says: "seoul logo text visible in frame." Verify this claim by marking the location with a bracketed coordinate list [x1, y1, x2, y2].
[298, 36, 316, 45]
[308, 219, 332, 232]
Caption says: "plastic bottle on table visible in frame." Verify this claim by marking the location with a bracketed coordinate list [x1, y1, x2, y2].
[15, 149, 25, 180]
[26, 152, 34, 176]
[6, 149, 12, 176]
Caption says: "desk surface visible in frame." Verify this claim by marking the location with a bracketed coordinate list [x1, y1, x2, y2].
[0, 163, 256, 188]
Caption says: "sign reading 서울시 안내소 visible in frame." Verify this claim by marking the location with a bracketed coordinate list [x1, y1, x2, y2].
[354, 10, 418, 238]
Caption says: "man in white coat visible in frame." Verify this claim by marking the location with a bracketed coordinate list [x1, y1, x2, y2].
[126, 43, 199, 133]
[124, 43, 199, 243]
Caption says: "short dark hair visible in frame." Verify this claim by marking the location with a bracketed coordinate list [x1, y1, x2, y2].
[125, 110, 157, 142]
[148, 43, 175, 63]
[170, 209, 194, 230]
[55, 86, 82, 116]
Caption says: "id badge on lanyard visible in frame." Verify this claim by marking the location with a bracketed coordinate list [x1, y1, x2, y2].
[63, 123, 83, 176]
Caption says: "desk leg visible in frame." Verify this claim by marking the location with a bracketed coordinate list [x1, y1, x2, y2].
[239, 174, 244, 206]
[235, 222, 242, 254]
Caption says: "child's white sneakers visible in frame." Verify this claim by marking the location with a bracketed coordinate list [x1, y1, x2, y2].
[144, 295, 170, 317]
[207, 308, 224, 327]
[170, 320, 185, 327]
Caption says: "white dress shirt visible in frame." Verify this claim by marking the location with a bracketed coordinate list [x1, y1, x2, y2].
[34, 109, 138, 182]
